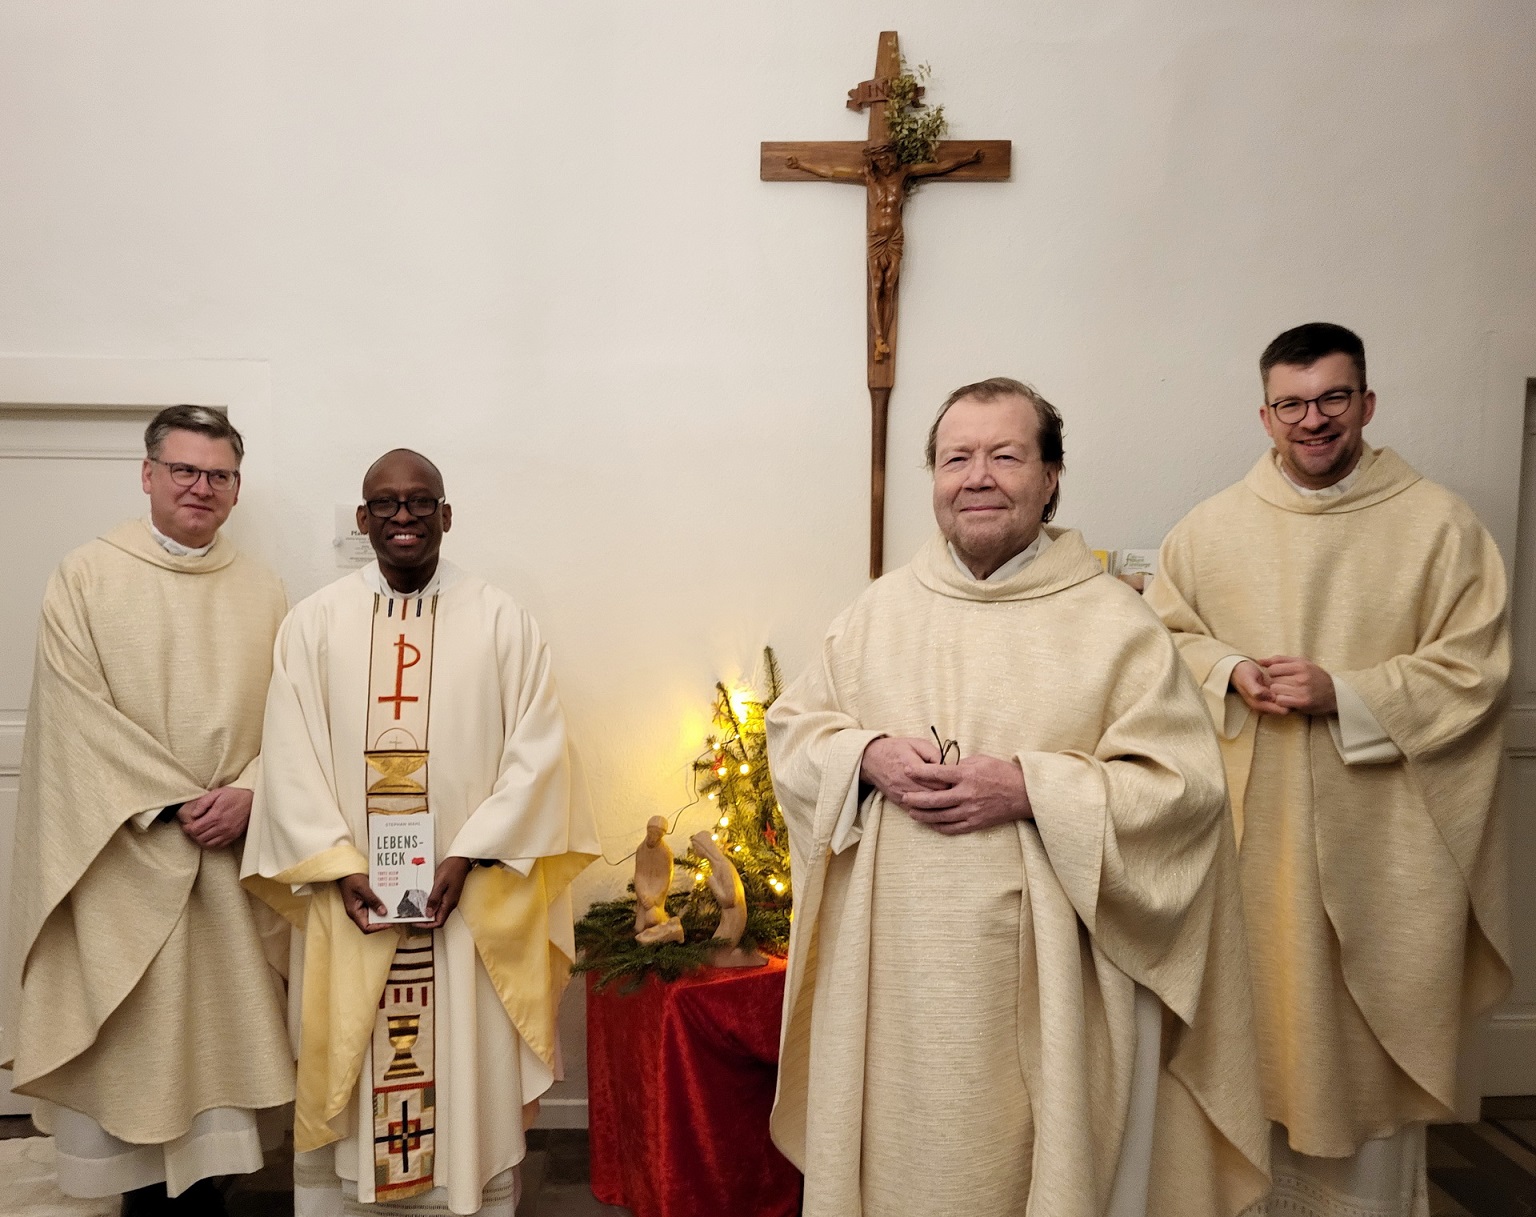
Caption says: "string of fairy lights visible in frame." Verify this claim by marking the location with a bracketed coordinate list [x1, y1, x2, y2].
[691, 682, 791, 900]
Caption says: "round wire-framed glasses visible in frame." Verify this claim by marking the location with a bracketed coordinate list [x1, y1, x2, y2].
[1267, 388, 1360, 425]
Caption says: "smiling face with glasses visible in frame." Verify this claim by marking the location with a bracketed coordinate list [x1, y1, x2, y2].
[1260, 352, 1377, 490]
[140, 429, 243, 548]
[357, 449, 453, 593]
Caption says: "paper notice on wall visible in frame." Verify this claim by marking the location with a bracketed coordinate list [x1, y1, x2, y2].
[335, 504, 374, 567]
[368, 812, 435, 923]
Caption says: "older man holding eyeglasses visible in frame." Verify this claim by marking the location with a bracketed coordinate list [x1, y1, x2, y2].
[4, 405, 294, 1216]
[1147, 323, 1512, 1216]
[767, 378, 1269, 1217]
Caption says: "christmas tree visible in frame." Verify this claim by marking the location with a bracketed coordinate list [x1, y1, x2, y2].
[574, 649, 792, 989]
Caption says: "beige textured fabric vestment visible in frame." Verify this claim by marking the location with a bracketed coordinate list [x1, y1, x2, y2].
[768, 529, 1270, 1217]
[4, 520, 294, 1183]
[244, 564, 598, 1216]
[1147, 447, 1511, 1168]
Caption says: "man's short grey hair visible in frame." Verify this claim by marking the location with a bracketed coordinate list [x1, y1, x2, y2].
[144, 405, 245, 463]
[924, 376, 1066, 523]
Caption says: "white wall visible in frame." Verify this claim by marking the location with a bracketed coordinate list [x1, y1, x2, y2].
[1, 0, 1533, 911]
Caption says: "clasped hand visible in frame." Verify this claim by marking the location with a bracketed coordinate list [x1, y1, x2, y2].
[1231, 657, 1337, 717]
[176, 786, 253, 850]
[338, 857, 474, 934]
[859, 737, 1032, 836]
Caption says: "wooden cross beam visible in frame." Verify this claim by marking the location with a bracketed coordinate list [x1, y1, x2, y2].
[762, 31, 1011, 577]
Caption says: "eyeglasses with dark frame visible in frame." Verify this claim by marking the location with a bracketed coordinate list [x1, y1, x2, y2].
[149, 458, 240, 492]
[1266, 388, 1360, 426]
[364, 495, 446, 519]
[930, 726, 960, 766]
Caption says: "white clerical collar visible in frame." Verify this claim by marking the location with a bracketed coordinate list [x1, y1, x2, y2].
[948, 530, 1052, 583]
[361, 559, 460, 600]
[147, 516, 213, 557]
[1281, 462, 1361, 500]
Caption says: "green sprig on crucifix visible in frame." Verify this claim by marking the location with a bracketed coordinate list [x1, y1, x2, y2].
[762, 32, 1012, 577]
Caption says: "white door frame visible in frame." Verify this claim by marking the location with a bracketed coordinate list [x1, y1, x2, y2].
[1485, 374, 1536, 1095]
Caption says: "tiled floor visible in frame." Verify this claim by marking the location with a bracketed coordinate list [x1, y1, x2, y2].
[2, 1108, 1531, 1215]
[1427, 1099, 1536, 1217]
[0, 1121, 630, 1217]
[517, 1132, 629, 1217]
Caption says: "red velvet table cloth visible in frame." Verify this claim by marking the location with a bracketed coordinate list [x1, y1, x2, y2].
[586, 958, 802, 1217]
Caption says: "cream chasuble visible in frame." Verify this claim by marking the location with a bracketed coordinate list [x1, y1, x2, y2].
[1146, 448, 1511, 1211]
[244, 563, 598, 1216]
[767, 529, 1270, 1217]
[4, 520, 294, 1196]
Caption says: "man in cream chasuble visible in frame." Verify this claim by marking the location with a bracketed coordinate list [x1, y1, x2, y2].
[5, 406, 294, 1216]
[245, 450, 598, 1217]
[768, 379, 1269, 1217]
[1147, 323, 1511, 1217]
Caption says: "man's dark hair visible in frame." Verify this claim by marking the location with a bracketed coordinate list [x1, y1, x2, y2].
[144, 404, 245, 462]
[1259, 322, 1367, 390]
[924, 376, 1065, 523]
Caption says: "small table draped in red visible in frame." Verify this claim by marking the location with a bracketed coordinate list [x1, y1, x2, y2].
[585, 958, 802, 1217]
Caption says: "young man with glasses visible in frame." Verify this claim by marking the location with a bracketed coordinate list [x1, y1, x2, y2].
[244, 448, 598, 1217]
[1148, 323, 1511, 1216]
[5, 405, 294, 1216]
[767, 379, 1268, 1217]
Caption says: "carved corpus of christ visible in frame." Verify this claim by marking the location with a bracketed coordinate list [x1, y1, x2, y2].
[785, 141, 983, 365]
[762, 32, 1011, 577]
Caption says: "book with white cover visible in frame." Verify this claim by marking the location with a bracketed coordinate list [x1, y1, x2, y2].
[1117, 549, 1158, 578]
[369, 812, 435, 923]
[1117, 548, 1157, 595]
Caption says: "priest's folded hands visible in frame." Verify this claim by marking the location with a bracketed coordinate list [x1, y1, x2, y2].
[174, 785, 255, 849]
[859, 736, 1034, 833]
[1230, 655, 1338, 716]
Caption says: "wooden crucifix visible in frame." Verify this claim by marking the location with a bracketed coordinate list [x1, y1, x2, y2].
[762, 31, 1011, 577]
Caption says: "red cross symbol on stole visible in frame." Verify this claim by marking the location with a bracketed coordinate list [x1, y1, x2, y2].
[377, 634, 421, 720]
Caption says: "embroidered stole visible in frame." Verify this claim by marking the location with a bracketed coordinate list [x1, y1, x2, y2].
[364, 591, 439, 1202]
